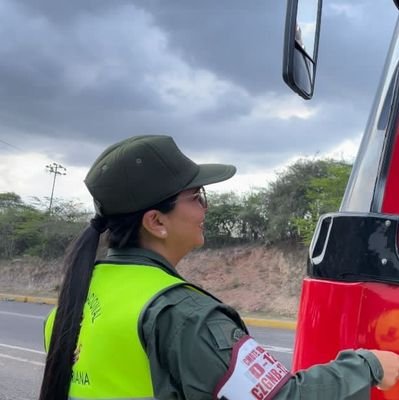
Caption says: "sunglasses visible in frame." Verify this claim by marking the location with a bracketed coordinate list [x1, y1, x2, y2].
[173, 187, 208, 209]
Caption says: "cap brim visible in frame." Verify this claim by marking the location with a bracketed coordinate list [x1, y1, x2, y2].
[184, 163, 236, 189]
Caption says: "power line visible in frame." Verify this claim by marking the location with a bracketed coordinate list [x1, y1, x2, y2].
[0, 138, 22, 151]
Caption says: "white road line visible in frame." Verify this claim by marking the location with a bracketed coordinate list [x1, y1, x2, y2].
[0, 353, 44, 366]
[0, 342, 290, 369]
[0, 310, 45, 320]
[0, 342, 292, 356]
[263, 345, 293, 354]
[0, 343, 45, 355]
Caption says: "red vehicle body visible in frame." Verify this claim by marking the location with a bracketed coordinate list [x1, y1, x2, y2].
[284, 1, 399, 398]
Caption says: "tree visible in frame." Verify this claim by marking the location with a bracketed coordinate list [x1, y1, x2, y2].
[0, 193, 90, 260]
[264, 158, 352, 243]
[205, 191, 243, 246]
[26, 197, 90, 259]
[0, 193, 40, 257]
[265, 159, 326, 242]
[204, 189, 269, 246]
[239, 189, 268, 241]
[0, 192, 24, 210]
[292, 161, 352, 244]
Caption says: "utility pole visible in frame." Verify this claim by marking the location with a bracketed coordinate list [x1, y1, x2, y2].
[46, 162, 67, 213]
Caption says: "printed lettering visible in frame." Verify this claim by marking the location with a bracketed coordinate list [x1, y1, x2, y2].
[265, 369, 282, 384]
[71, 370, 91, 386]
[217, 338, 290, 400]
[261, 376, 275, 391]
[87, 293, 102, 323]
[249, 363, 265, 379]
[244, 349, 260, 366]
[256, 346, 265, 354]
[275, 362, 289, 374]
[245, 368, 259, 384]
[250, 372, 285, 400]
[262, 351, 277, 365]
[251, 382, 270, 400]
[251, 385, 264, 400]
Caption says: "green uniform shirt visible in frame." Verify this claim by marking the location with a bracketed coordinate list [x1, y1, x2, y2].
[106, 247, 383, 400]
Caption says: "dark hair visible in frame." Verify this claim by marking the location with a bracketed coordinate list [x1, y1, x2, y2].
[39, 195, 177, 400]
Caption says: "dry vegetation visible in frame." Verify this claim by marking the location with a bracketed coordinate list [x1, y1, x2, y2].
[0, 242, 307, 319]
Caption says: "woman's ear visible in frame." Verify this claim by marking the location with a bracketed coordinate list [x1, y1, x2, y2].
[142, 210, 168, 239]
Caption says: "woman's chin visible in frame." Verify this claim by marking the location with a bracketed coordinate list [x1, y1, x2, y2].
[194, 236, 205, 249]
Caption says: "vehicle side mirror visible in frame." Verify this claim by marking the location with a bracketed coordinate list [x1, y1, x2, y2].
[283, 0, 322, 100]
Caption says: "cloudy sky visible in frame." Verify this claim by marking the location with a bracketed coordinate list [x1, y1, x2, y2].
[0, 0, 397, 210]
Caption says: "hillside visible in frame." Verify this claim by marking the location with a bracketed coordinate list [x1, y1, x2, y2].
[0, 242, 307, 319]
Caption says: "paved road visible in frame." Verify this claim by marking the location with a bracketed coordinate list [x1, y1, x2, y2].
[0, 301, 47, 400]
[0, 300, 295, 400]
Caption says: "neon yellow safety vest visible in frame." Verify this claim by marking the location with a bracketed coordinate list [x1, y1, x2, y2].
[44, 263, 187, 400]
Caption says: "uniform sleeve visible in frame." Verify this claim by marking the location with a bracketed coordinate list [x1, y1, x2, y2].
[274, 349, 383, 399]
[141, 286, 383, 400]
[141, 286, 247, 400]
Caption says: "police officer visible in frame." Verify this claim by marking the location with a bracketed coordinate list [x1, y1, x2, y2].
[39, 135, 399, 400]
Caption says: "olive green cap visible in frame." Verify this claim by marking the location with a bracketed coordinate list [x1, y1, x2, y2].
[84, 135, 236, 215]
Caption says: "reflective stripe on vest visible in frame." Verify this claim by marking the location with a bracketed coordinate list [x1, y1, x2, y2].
[45, 263, 186, 399]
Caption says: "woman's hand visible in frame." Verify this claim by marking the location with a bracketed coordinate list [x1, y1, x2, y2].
[370, 350, 399, 390]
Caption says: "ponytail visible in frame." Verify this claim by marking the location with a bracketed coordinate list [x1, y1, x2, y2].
[39, 215, 106, 400]
[39, 194, 177, 399]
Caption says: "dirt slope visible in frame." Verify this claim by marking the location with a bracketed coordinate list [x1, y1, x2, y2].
[0, 242, 307, 318]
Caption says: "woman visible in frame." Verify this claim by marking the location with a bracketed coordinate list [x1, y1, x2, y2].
[39, 135, 399, 400]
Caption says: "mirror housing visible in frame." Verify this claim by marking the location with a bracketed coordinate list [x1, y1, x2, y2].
[283, 0, 322, 100]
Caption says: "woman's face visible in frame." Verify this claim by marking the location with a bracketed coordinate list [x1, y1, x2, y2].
[163, 187, 208, 256]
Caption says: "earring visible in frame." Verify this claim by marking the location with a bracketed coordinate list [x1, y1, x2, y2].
[160, 230, 167, 237]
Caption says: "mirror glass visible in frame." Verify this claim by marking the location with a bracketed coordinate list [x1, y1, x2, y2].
[296, 1, 318, 59]
[283, 0, 322, 100]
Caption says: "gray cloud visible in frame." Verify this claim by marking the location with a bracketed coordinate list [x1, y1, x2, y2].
[136, 0, 287, 94]
[0, 0, 397, 177]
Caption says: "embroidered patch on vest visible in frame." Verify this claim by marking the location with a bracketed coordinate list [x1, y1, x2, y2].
[214, 336, 292, 400]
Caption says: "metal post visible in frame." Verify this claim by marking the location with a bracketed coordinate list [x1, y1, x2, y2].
[45, 162, 67, 213]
